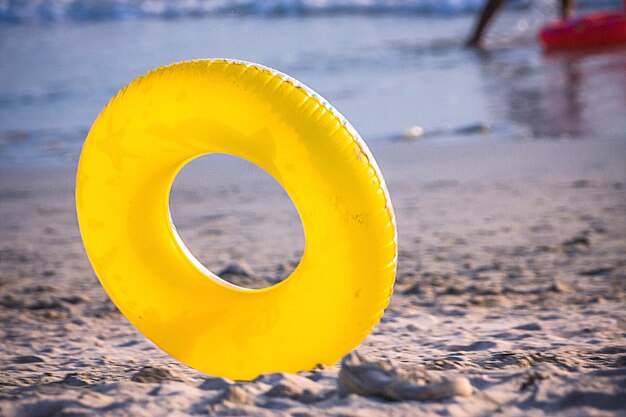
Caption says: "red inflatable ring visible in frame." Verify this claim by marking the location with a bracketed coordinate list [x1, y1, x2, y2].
[539, 11, 626, 50]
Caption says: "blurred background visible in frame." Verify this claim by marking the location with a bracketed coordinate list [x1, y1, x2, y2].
[1, 0, 625, 170]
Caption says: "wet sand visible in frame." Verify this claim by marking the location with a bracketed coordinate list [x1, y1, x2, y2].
[1, 137, 625, 416]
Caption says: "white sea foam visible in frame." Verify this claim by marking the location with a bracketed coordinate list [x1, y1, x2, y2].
[2, 0, 618, 23]
[0, 0, 520, 23]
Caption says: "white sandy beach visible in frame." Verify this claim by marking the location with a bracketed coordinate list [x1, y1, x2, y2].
[1, 136, 625, 416]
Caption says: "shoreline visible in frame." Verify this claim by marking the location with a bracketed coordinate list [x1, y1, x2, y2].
[3, 134, 625, 178]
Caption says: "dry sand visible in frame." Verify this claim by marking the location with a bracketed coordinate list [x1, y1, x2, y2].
[1, 137, 625, 416]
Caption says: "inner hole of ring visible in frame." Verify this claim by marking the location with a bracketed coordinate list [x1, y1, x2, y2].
[169, 153, 305, 290]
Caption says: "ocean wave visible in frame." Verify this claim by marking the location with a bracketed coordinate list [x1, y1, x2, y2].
[0, 0, 620, 24]
[0, 0, 511, 24]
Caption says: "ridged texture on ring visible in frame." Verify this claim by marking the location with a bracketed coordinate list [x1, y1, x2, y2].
[76, 59, 397, 379]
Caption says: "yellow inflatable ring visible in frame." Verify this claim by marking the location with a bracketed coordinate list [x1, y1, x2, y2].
[76, 59, 397, 380]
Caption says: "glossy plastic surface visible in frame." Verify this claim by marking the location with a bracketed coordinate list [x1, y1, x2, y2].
[539, 11, 626, 50]
[76, 60, 397, 380]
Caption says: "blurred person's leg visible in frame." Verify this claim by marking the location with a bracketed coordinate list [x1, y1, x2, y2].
[466, 0, 576, 48]
[465, 0, 505, 47]
[560, 0, 575, 19]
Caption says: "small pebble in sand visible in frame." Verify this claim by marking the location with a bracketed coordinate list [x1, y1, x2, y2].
[60, 294, 90, 305]
[199, 376, 234, 391]
[338, 353, 473, 401]
[130, 366, 191, 383]
[561, 233, 590, 248]
[514, 323, 543, 331]
[13, 355, 45, 364]
[447, 340, 498, 352]
[218, 262, 255, 277]
[263, 373, 326, 403]
[404, 125, 425, 139]
[58, 372, 100, 387]
[219, 385, 255, 405]
[548, 279, 571, 293]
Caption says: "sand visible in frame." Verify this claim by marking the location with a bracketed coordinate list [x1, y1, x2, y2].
[1, 137, 625, 416]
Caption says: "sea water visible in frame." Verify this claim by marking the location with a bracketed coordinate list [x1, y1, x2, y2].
[0, 0, 624, 168]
